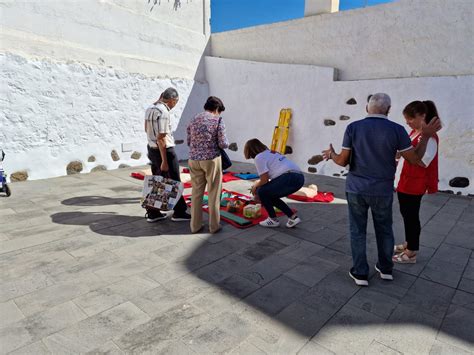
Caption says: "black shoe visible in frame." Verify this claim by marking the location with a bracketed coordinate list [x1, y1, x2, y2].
[146, 210, 167, 223]
[349, 269, 369, 286]
[171, 212, 191, 222]
[375, 265, 393, 281]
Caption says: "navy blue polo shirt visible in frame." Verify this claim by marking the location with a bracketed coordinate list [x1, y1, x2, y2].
[342, 115, 412, 196]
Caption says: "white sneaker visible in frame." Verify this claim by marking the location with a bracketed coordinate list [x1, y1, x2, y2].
[286, 216, 301, 228]
[375, 265, 394, 281]
[259, 217, 280, 228]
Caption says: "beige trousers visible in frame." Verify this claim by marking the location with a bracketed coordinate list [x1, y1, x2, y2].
[188, 157, 222, 233]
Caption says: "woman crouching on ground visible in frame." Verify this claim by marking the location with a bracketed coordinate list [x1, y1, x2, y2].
[244, 139, 304, 228]
[394, 100, 440, 264]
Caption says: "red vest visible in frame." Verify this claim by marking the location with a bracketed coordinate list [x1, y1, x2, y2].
[397, 131, 439, 195]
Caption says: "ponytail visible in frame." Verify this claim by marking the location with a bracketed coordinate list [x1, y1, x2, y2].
[403, 100, 440, 124]
[422, 100, 439, 124]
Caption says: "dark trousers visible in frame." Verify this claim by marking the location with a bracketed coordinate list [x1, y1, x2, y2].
[346, 192, 394, 276]
[397, 191, 423, 251]
[147, 145, 187, 215]
[256, 172, 304, 218]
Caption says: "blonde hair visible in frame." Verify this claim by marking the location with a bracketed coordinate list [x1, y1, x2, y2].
[244, 139, 268, 159]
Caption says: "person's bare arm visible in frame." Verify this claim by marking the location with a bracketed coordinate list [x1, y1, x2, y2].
[322, 144, 351, 167]
[157, 133, 169, 172]
[402, 117, 441, 167]
[251, 172, 270, 195]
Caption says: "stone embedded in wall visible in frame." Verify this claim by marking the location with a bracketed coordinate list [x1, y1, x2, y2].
[87, 155, 96, 162]
[175, 140, 184, 145]
[308, 155, 324, 165]
[340, 115, 350, 121]
[308, 167, 317, 173]
[131, 151, 141, 160]
[118, 164, 130, 169]
[66, 161, 83, 175]
[229, 143, 238, 152]
[449, 177, 469, 188]
[10, 171, 28, 182]
[91, 165, 107, 172]
[111, 150, 120, 161]
[346, 98, 357, 105]
[284, 146, 293, 155]
[324, 119, 336, 126]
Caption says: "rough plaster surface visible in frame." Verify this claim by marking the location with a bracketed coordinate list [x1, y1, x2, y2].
[0, 0, 210, 80]
[205, 57, 474, 195]
[211, 0, 474, 81]
[1, 53, 208, 181]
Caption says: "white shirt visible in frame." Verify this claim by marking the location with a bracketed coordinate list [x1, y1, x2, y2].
[145, 102, 175, 148]
[254, 150, 301, 180]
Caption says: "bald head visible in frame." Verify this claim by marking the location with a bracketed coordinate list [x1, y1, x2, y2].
[367, 93, 391, 115]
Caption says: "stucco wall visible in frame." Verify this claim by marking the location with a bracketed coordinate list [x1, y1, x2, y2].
[205, 57, 474, 194]
[0, 1, 210, 181]
[0, 53, 208, 180]
[0, 0, 210, 79]
[211, 0, 474, 81]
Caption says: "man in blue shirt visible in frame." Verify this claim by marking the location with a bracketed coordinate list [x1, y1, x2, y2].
[322, 93, 441, 286]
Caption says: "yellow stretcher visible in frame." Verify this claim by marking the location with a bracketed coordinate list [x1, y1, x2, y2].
[270, 108, 292, 154]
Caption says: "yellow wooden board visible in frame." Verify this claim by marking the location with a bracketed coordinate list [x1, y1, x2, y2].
[271, 108, 292, 154]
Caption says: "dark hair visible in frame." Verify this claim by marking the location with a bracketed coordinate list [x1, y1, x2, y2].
[403, 100, 439, 123]
[367, 94, 373, 103]
[162, 87, 179, 100]
[244, 138, 268, 159]
[204, 96, 225, 113]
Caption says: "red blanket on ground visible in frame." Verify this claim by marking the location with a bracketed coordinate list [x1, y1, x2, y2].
[184, 189, 292, 229]
[131, 171, 240, 186]
[287, 192, 334, 203]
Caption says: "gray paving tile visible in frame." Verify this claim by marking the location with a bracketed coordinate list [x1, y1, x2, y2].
[312, 304, 386, 354]
[421, 258, 466, 288]
[218, 274, 262, 299]
[276, 301, 333, 337]
[437, 305, 474, 353]
[196, 253, 256, 284]
[430, 340, 473, 355]
[0, 300, 24, 327]
[375, 304, 443, 354]
[283, 256, 339, 287]
[239, 254, 300, 286]
[347, 288, 400, 319]
[115, 304, 208, 354]
[244, 276, 309, 315]
[400, 278, 455, 318]
[297, 341, 335, 355]
[43, 301, 150, 353]
[8, 341, 50, 355]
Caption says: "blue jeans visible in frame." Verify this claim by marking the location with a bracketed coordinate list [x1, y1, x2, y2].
[346, 192, 394, 277]
[257, 172, 304, 218]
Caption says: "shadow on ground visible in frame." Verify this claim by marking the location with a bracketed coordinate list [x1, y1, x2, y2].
[179, 195, 474, 349]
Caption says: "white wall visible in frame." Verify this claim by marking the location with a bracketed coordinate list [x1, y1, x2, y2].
[0, 0, 210, 79]
[0, 53, 208, 180]
[211, 0, 474, 81]
[0, 0, 210, 180]
[205, 57, 474, 194]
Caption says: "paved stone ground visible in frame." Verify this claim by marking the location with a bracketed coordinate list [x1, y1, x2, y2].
[1, 162, 473, 354]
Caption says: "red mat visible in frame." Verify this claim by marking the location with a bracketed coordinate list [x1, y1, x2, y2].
[184, 189, 292, 229]
[287, 192, 334, 203]
[131, 171, 240, 185]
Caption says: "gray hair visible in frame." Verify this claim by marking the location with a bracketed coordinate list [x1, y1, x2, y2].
[367, 93, 391, 115]
[162, 87, 179, 100]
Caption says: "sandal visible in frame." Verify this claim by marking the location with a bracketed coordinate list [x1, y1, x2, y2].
[393, 251, 417, 264]
[393, 244, 406, 253]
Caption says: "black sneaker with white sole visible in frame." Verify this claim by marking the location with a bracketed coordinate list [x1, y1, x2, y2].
[171, 212, 191, 222]
[349, 269, 369, 286]
[375, 265, 393, 281]
[146, 210, 167, 223]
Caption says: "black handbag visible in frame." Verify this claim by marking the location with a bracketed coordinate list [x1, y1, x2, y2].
[218, 117, 232, 171]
